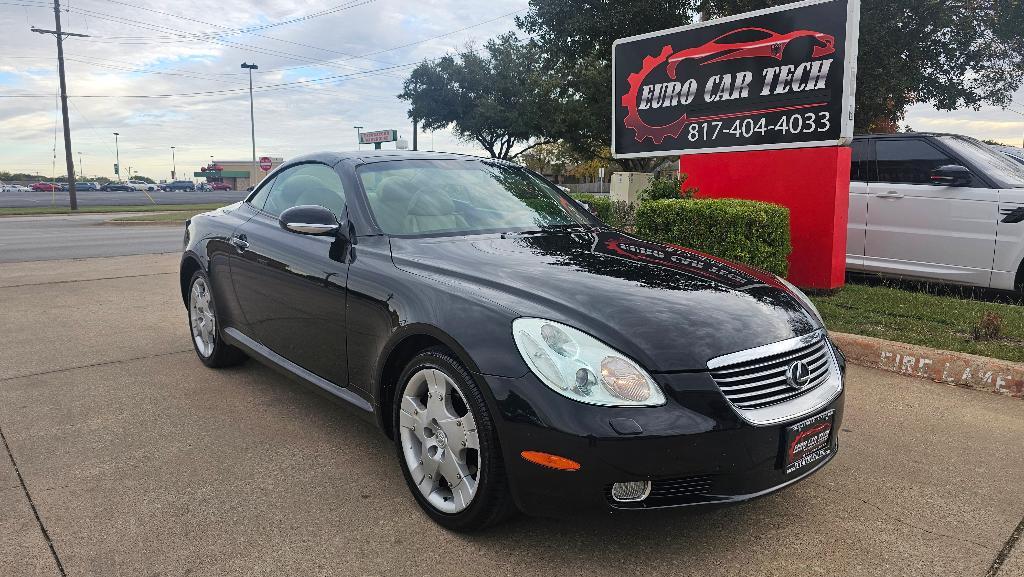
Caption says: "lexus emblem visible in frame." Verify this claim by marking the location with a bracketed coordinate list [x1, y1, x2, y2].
[786, 361, 813, 389]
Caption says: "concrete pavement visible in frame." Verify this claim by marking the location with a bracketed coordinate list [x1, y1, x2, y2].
[0, 213, 182, 263]
[0, 253, 1022, 576]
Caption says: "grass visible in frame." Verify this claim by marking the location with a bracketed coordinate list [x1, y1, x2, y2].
[0, 203, 225, 216]
[811, 281, 1024, 363]
[109, 209, 213, 223]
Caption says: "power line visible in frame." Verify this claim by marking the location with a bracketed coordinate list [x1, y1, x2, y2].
[67, 4, 523, 77]
[90, 0, 375, 41]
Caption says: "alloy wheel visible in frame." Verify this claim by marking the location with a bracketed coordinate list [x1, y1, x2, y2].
[189, 277, 216, 358]
[398, 368, 481, 514]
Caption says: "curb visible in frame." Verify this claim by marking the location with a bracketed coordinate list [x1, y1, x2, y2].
[831, 332, 1024, 398]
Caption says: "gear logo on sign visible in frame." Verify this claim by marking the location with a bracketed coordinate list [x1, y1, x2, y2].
[621, 45, 690, 145]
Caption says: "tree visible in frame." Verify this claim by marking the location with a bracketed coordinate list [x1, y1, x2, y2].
[399, 33, 558, 159]
[697, 0, 1024, 132]
[517, 1, 694, 171]
[517, 0, 1024, 157]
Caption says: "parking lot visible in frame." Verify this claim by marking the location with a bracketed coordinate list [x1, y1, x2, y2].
[1, 251, 1022, 577]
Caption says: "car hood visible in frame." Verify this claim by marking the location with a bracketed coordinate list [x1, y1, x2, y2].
[388, 229, 820, 372]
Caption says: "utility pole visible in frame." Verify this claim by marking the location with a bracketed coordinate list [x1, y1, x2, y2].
[170, 146, 176, 180]
[241, 63, 258, 188]
[78, 151, 83, 179]
[412, 118, 418, 151]
[113, 132, 121, 181]
[31, 0, 88, 210]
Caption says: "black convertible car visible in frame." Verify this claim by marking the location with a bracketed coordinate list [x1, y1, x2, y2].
[180, 150, 844, 530]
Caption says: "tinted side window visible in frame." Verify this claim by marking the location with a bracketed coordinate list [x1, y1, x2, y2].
[851, 139, 870, 182]
[262, 164, 346, 219]
[876, 139, 954, 184]
[247, 175, 275, 211]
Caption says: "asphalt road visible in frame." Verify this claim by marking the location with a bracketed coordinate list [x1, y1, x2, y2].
[0, 252, 1022, 576]
[0, 188, 244, 208]
[0, 213, 182, 263]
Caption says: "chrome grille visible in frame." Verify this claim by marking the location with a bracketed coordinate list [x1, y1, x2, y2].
[709, 332, 833, 411]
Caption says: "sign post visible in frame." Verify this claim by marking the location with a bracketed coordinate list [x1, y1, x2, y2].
[612, 0, 860, 289]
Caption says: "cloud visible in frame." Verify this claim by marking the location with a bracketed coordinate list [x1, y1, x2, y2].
[0, 0, 527, 179]
[904, 85, 1024, 146]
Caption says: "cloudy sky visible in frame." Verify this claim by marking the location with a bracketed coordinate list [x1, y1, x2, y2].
[1, 0, 1022, 181]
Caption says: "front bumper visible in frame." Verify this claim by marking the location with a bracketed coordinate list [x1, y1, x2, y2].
[478, 367, 844, 517]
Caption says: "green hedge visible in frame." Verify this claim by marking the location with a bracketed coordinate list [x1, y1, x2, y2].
[634, 198, 791, 277]
[570, 193, 613, 222]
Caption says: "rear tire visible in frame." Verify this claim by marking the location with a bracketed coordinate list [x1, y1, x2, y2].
[187, 269, 245, 368]
[392, 347, 516, 531]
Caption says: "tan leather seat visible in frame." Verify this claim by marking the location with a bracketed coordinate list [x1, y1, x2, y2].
[368, 176, 415, 232]
[291, 175, 345, 217]
[404, 192, 466, 233]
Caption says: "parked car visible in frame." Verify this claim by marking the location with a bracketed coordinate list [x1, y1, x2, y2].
[197, 183, 212, 192]
[75, 182, 101, 191]
[848, 133, 1024, 292]
[31, 182, 61, 192]
[990, 144, 1024, 167]
[0, 182, 32, 193]
[102, 182, 134, 192]
[209, 182, 232, 191]
[165, 180, 197, 192]
[123, 179, 158, 191]
[181, 151, 844, 531]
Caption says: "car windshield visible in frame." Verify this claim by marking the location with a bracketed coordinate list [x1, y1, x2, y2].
[358, 159, 592, 236]
[939, 136, 1024, 188]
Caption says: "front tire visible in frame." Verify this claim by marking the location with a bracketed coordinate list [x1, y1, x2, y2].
[393, 347, 515, 531]
[187, 270, 245, 368]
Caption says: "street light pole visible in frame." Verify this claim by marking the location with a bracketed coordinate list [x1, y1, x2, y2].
[354, 125, 363, 150]
[113, 132, 120, 182]
[241, 62, 258, 189]
[170, 146, 176, 181]
[78, 151, 83, 179]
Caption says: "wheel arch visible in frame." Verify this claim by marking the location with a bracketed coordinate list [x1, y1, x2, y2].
[179, 252, 204, 305]
[373, 324, 486, 439]
[1015, 255, 1024, 291]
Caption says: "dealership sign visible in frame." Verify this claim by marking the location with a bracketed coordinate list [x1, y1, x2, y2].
[359, 129, 398, 144]
[612, 0, 860, 158]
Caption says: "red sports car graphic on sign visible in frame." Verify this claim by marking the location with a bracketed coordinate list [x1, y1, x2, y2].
[666, 27, 835, 80]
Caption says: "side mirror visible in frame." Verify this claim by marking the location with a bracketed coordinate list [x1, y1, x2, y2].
[279, 205, 342, 237]
[930, 165, 972, 187]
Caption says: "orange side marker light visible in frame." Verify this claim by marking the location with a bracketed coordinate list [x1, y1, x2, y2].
[520, 451, 581, 471]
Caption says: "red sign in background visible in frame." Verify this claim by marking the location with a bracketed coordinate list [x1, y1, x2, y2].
[259, 156, 272, 171]
[680, 145, 851, 289]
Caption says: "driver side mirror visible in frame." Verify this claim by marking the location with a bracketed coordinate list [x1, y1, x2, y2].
[930, 165, 972, 187]
[279, 205, 344, 237]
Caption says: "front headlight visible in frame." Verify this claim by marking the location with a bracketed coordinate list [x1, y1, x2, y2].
[512, 318, 666, 407]
[776, 276, 824, 325]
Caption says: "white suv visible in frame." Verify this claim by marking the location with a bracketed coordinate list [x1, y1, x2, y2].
[847, 133, 1024, 293]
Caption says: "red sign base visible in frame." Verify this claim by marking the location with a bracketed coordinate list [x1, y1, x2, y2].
[679, 146, 851, 290]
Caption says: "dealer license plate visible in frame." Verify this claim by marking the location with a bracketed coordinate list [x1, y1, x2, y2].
[783, 409, 835, 475]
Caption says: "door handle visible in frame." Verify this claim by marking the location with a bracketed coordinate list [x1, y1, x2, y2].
[876, 191, 903, 199]
[229, 235, 249, 251]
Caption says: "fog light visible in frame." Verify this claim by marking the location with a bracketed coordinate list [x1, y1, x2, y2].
[610, 480, 651, 502]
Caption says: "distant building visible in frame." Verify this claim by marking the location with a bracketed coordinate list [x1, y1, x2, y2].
[194, 157, 283, 189]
